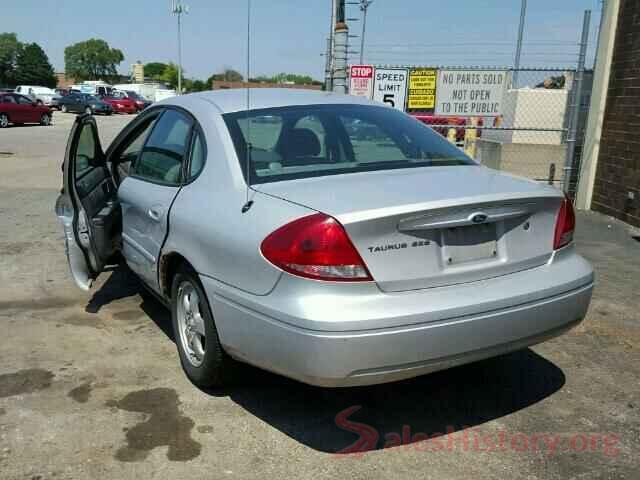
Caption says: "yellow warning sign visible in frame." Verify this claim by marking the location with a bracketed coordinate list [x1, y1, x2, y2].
[408, 68, 437, 111]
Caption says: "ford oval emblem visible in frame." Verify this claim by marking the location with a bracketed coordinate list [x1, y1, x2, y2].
[471, 213, 488, 224]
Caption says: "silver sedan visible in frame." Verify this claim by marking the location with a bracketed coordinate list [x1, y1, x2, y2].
[55, 89, 593, 388]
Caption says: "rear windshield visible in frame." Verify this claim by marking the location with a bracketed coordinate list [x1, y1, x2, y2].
[223, 104, 475, 184]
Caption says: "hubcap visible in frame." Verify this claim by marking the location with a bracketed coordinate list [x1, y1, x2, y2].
[41, 115, 50, 125]
[176, 281, 206, 367]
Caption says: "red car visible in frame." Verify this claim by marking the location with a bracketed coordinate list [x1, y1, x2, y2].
[412, 114, 484, 142]
[0, 93, 52, 127]
[99, 95, 137, 114]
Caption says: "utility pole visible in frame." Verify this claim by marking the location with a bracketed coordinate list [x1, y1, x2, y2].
[326, 0, 337, 90]
[333, 0, 349, 93]
[359, 0, 373, 65]
[171, 1, 189, 94]
[513, 0, 527, 87]
[563, 9, 591, 194]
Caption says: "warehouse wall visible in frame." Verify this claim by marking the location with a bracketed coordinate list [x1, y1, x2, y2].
[591, 0, 640, 226]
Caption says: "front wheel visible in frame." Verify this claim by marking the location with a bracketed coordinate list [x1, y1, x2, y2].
[61, 105, 68, 113]
[0, 113, 8, 128]
[84, 106, 92, 115]
[40, 114, 51, 126]
[171, 266, 235, 387]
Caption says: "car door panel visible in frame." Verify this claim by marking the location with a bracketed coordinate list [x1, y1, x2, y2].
[55, 114, 121, 290]
[118, 177, 180, 290]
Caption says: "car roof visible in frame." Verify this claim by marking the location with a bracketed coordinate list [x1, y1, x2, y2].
[162, 88, 379, 114]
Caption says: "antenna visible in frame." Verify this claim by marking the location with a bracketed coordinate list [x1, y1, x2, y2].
[242, 0, 254, 213]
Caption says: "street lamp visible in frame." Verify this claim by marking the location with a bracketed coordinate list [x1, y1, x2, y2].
[171, 1, 189, 94]
[359, 0, 373, 65]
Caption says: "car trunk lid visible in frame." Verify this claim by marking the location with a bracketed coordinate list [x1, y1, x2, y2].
[256, 166, 563, 292]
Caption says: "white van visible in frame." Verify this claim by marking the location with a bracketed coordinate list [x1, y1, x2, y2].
[14, 86, 60, 106]
[70, 82, 114, 97]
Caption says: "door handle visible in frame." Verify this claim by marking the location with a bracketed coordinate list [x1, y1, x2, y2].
[147, 207, 163, 221]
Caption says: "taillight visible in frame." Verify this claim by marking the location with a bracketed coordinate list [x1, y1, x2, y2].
[260, 213, 373, 282]
[553, 197, 576, 250]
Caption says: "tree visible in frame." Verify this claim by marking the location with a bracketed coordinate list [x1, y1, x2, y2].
[15, 43, 56, 88]
[64, 39, 124, 81]
[160, 62, 180, 88]
[188, 79, 208, 92]
[207, 68, 244, 85]
[0, 33, 22, 87]
[249, 72, 321, 85]
[144, 62, 168, 80]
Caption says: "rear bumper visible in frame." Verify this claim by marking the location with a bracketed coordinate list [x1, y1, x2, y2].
[202, 247, 593, 387]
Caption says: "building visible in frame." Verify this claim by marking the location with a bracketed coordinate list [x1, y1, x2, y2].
[55, 72, 75, 89]
[131, 62, 144, 84]
[577, 0, 640, 227]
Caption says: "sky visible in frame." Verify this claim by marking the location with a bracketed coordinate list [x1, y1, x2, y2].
[2, 0, 603, 81]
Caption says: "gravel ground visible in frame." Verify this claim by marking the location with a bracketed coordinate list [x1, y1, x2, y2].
[0, 111, 638, 479]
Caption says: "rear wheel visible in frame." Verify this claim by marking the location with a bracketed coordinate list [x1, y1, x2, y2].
[171, 265, 234, 387]
[40, 113, 51, 126]
[84, 106, 92, 115]
[61, 105, 68, 113]
[0, 113, 8, 128]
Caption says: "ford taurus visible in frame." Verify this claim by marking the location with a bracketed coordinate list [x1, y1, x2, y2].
[55, 89, 593, 388]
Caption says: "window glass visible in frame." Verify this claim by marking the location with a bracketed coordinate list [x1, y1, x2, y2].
[16, 95, 32, 105]
[133, 109, 192, 184]
[2, 95, 16, 104]
[237, 114, 283, 151]
[188, 131, 205, 179]
[75, 125, 96, 179]
[113, 116, 158, 180]
[340, 116, 407, 162]
[224, 104, 474, 184]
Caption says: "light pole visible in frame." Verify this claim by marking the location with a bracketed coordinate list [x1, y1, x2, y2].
[171, 1, 189, 94]
[359, 0, 373, 65]
[513, 0, 527, 87]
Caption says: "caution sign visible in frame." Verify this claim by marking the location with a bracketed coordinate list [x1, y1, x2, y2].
[407, 68, 437, 111]
[372, 68, 408, 111]
[349, 65, 374, 99]
[435, 70, 507, 116]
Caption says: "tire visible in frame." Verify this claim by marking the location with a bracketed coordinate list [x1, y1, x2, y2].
[0, 113, 9, 128]
[171, 265, 234, 387]
[61, 105, 68, 113]
[40, 114, 51, 126]
[84, 106, 92, 115]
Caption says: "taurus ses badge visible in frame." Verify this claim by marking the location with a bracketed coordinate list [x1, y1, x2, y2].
[470, 212, 489, 224]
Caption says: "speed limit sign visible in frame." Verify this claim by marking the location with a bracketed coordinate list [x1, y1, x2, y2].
[372, 68, 408, 111]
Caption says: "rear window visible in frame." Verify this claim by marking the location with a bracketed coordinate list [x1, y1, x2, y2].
[223, 104, 474, 184]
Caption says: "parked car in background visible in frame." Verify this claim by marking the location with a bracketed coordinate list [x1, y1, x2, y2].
[57, 92, 113, 115]
[412, 114, 485, 143]
[0, 92, 52, 127]
[99, 94, 137, 114]
[123, 91, 152, 111]
[14, 86, 61, 108]
[55, 90, 593, 389]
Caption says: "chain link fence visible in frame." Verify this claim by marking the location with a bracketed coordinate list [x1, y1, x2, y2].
[381, 66, 593, 196]
[356, 65, 593, 196]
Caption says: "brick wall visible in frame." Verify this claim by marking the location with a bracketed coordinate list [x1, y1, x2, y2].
[591, 0, 640, 226]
